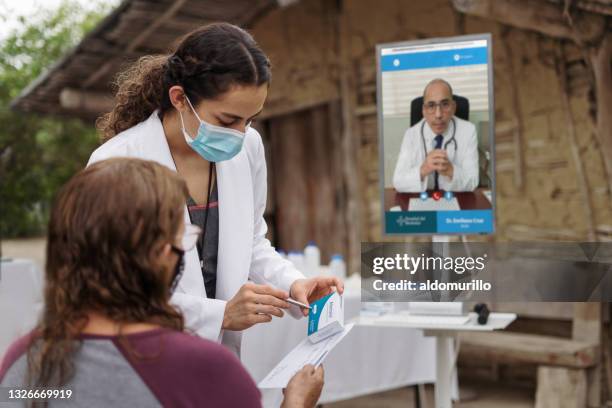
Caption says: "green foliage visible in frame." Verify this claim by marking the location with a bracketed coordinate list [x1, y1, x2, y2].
[0, 1, 115, 238]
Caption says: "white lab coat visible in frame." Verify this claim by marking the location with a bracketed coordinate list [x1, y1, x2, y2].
[88, 111, 304, 355]
[392, 116, 479, 193]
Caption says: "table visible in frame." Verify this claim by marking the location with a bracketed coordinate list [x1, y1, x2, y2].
[241, 276, 436, 407]
[0, 261, 439, 407]
[0, 259, 44, 358]
[384, 188, 492, 212]
[356, 311, 517, 408]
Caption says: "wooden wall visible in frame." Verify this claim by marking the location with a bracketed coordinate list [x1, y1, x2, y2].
[261, 103, 348, 264]
[251, 0, 611, 259]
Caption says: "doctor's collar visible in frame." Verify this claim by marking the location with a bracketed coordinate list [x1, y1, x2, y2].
[423, 117, 455, 138]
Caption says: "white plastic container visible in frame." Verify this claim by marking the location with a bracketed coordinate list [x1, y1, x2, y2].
[360, 302, 395, 316]
[329, 254, 346, 280]
[303, 241, 320, 277]
[287, 251, 305, 273]
[407, 302, 465, 316]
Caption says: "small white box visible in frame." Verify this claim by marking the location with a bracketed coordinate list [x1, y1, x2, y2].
[407, 302, 465, 316]
[308, 292, 344, 343]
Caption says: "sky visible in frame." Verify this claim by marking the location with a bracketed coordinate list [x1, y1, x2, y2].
[0, 0, 120, 40]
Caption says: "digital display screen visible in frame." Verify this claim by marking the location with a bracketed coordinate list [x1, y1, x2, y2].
[377, 34, 495, 235]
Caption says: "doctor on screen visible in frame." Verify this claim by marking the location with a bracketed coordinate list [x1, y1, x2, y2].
[392, 79, 479, 193]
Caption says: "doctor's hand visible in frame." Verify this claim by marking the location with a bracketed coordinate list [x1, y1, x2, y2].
[420, 149, 448, 180]
[290, 277, 345, 317]
[437, 158, 454, 179]
[281, 364, 324, 408]
[222, 283, 290, 331]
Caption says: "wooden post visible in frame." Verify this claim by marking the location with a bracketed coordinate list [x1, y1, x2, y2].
[586, 33, 612, 198]
[606, 303, 612, 404]
[335, 0, 361, 274]
[573, 302, 603, 407]
[500, 27, 525, 191]
[554, 43, 597, 241]
[535, 366, 587, 408]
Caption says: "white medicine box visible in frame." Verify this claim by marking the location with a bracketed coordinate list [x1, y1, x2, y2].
[308, 291, 344, 343]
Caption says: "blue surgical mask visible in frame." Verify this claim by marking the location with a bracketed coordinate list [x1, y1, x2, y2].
[179, 96, 247, 162]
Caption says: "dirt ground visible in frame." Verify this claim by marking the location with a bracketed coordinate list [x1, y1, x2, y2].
[1, 237, 47, 268]
[323, 382, 534, 408]
[325, 382, 534, 408]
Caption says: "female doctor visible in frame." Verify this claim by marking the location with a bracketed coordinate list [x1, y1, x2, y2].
[89, 23, 343, 355]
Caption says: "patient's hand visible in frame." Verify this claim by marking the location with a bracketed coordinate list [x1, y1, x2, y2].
[282, 365, 324, 408]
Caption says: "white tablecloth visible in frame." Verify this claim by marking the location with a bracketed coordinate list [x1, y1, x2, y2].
[0, 259, 44, 358]
[241, 277, 436, 407]
[0, 262, 437, 407]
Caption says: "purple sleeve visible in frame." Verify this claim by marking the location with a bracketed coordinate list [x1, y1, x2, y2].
[114, 330, 261, 408]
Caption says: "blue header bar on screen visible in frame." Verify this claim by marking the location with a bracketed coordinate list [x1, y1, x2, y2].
[381, 46, 488, 72]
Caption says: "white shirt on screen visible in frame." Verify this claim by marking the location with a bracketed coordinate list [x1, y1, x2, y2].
[392, 116, 479, 193]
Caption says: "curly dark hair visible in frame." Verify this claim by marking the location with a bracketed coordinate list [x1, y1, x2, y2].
[26, 158, 188, 392]
[96, 22, 271, 141]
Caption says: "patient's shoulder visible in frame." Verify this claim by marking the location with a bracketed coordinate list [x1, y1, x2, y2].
[0, 331, 37, 382]
[122, 330, 261, 407]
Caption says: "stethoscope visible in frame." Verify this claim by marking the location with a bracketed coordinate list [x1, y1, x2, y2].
[420, 117, 457, 157]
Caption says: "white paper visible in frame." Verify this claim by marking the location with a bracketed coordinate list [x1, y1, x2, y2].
[408, 197, 460, 211]
[258, 323, 354, 389]
[483, 190, 492, 203]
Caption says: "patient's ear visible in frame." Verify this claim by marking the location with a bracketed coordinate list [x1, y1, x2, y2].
[156, 242, 176, 286]
[160, 243, 172, 257]
[158, 242, 174, 272]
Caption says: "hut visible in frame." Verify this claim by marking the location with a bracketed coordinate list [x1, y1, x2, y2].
[12, 0, 612, 405]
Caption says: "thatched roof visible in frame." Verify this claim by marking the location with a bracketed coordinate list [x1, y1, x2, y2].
[11, 0, 610, 122]
[10, 0, 286, 121]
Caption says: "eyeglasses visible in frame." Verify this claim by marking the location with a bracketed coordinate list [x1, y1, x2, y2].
[424, 100, 453, 114]
[180, 224, 202, 251]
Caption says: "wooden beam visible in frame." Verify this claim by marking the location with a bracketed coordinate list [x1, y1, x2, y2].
[459, 331, 599, 368]
[565, 0, 612, 16]
[452, 0, 607, 44]
[587, 33, 612, 198]
[82, 0, 188, 89]
[59, 88, 114, 114]
[276, 0, 299, 7]
[260, 96, 337, 121]
[555, 43, 597, 241]
[505, 224, 584, 240]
